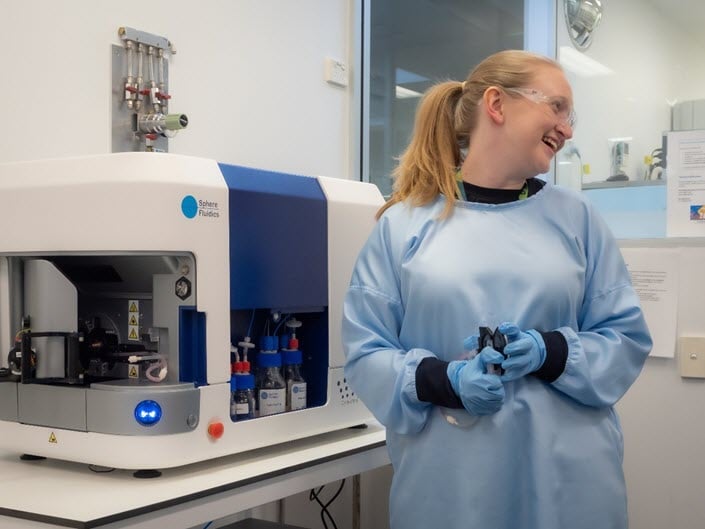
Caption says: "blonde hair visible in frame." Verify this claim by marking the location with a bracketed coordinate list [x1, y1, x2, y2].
[377, 50, 561, 219]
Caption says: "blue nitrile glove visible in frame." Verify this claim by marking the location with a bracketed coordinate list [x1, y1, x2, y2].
[463, 333, 479, 352]
[464, 332, 503, 375]
[497, 322, 547, 382]
[446, 348, 505, 415]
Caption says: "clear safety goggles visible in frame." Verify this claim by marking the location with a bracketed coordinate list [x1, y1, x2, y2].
[504, 86, 577, 130]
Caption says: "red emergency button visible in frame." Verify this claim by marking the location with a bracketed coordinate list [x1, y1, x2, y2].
[207, 421, 224, 439]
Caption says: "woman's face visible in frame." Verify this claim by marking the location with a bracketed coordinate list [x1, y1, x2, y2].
[504, 65, 574, 178]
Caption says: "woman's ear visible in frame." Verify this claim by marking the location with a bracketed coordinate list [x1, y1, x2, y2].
[482, 86, 505, 125]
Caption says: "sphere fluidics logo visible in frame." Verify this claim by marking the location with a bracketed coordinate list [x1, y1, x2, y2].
[181, 195, 220, 219]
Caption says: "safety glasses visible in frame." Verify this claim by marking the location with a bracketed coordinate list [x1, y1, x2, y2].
[503, 86, 577, 130]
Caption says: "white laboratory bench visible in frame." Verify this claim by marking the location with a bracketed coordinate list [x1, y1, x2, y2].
[0, 422, 388, 529]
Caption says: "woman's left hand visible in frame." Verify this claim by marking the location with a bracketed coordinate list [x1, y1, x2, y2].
[497, 322, 546, 381]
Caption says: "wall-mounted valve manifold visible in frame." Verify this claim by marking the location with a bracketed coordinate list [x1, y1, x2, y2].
[112, 26, 188, 153]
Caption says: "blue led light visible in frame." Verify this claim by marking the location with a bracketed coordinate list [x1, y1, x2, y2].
[134, 400, 162, 426]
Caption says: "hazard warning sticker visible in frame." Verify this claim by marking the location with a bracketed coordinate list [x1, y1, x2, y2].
[128, 300, 140, 341]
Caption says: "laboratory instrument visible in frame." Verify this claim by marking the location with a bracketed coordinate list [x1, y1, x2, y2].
[0, 153, 383, 473]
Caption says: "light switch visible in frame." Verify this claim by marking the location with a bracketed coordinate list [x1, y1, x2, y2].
[324, 57, 348, 87]
[678, 337, 705, 378]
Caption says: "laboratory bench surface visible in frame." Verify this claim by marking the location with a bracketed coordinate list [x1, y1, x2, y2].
[0, 422, 388, 529]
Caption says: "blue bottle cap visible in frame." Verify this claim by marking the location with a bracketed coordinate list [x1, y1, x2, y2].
[259, 335, 274, 351]
[258, 352, 282, 368]
[235, 373, 255, 389]
[282, 349, 302, 365]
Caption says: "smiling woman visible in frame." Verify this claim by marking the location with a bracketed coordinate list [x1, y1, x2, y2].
[343, 48, 652, 529]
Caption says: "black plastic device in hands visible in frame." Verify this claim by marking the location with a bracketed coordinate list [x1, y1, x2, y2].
[478, 326, 507, 375]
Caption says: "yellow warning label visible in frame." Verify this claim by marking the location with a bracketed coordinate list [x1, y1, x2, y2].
[128, 301, 140, 341]
[49, 432, 57, 444]
[128, 365, 139, 378]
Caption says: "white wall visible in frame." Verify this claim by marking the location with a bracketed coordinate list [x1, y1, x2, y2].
[617, 241, 705, 529]
[0, 0, 355, 179]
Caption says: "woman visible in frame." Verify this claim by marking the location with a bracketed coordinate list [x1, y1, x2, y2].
[342, 50, 652, 529]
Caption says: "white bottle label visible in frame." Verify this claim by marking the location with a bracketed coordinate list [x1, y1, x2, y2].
[288, 382, 307, 410]
[259, 388, 286, 416]
[235, 402, 250, 415]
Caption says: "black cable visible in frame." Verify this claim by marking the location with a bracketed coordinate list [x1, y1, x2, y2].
[309, 479, 346, 529]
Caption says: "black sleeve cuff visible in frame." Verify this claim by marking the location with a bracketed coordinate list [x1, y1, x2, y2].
[416, 357, 463, 408]
[532, 330, 568, 383]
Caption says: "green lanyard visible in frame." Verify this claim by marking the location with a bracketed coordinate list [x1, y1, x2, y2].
[518, 182, 529, 200]
[455, 172, 529, 201]
[456, 172, 468, 200]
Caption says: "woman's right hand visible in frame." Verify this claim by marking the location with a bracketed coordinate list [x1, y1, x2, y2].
[446, 348, 505, 415]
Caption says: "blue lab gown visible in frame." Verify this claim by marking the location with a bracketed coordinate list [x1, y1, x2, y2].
[342, 183, 652, 529]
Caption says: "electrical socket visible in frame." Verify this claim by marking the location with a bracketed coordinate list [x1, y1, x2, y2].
[679, 336, 705, 378]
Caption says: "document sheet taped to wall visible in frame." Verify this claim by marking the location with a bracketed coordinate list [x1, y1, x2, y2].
[621, 247, 678, 358]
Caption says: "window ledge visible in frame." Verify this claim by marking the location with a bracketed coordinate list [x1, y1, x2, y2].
[582, 179, 666, 190]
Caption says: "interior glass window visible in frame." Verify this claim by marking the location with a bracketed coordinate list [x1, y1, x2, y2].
[364, 0, 525, 197]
